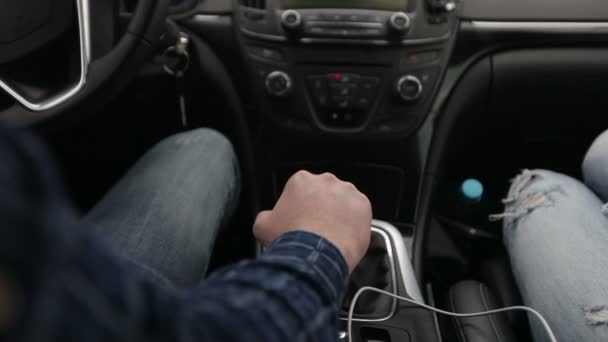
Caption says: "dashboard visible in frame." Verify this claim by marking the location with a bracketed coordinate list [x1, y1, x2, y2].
[235, 0, 457, 138]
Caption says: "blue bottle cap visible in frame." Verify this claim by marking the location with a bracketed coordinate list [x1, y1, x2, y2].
[461, 178, 484, 202]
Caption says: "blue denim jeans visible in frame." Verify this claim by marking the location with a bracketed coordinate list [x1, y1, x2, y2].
[84, 128, 240, 288]
[494, 131, 608, 342]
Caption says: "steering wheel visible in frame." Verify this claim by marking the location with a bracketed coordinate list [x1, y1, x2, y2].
[0, 0, 171, 127]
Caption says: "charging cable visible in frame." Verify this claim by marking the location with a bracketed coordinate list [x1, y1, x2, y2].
[348, 286, 558, 342]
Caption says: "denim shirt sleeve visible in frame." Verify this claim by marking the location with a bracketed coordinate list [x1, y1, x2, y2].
[0, 125, 350, 342]
[186, 231, 350, 341]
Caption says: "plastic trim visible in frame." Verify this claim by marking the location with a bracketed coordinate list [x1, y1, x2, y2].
[0, 0, 91, 112]
[468, 21, 608, 34]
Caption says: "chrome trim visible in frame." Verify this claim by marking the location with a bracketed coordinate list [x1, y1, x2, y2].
[468, 21, 608, 34]
[372, 220, 424, 303]
[281, 10, 303, 30]
[299, 33, 450, 46]
[299, 37, 392, 45]
[265, 71, 293, 97]
[240, 27, 450, 46]
[192, 14, 228, 23]
[307, 21, 384, 29]
[389, 12, 411, 33]
[340, 226, 398, 322]
[396, 75, 423, 102]
[0, 0, 91, 112]
[401, 33, 451, 45]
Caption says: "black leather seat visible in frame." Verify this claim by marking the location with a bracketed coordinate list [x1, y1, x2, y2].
[447, 280, 518, 342]
[479, 256, 530, 338]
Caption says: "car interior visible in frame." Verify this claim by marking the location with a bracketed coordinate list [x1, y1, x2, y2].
[3, 0, 608, 341]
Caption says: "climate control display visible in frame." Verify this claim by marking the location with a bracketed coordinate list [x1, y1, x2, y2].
[307, 73, 379, 110]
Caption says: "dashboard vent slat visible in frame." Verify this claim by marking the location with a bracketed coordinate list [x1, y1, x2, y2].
[240, 0, 266, 9]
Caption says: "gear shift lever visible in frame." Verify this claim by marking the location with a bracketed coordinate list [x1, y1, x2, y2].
[341, 229, 395, 319]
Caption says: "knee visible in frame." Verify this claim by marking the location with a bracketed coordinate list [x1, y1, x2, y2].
[494, 169, 589, 222]
[505, 169, 578, 200]
[166, 128, 236, 160]
[159, 128, 240, 183]
[582, 130, 608, 196]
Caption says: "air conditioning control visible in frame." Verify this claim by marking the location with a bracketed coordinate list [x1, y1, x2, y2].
[281, 10, 303, 31]
[388, 12, 411, 34]
[396, 75, 423, 102]
[265, 71, 293, 97]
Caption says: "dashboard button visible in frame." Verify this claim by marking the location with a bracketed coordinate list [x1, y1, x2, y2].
[248, 46, 284, 62]
[354, 96, 372, 109]
[344, 14, 370, 22]
[360, 77, 380, 90]
[410, 67, 439, 86]
[320, 13, 346, 21]
[308, 75, 328, 92]
[305, 14, 322, 21]
[359, 28, 384, 36]
[402, 51, 440, 67]
[331, 86, 354, 97]
[332, 96, 354, 108]
[307, 76, 330, 107]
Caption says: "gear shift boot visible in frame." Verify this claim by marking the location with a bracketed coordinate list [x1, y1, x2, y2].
[341, 228, 396, 319]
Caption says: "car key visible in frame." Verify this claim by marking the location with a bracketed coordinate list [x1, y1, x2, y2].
[162, 34, 191, 128]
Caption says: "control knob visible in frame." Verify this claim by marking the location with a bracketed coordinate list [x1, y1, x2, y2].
[396, 75, 423, 102]
[388, 12, 411, 34]
[265, 71, 293, 97]
[281, 10, 303, 31]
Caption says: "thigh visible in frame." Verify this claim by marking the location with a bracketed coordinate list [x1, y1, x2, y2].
[583, 129, 608, 202]
[84, 128, 240, 288]
[500, 170, 608, 342]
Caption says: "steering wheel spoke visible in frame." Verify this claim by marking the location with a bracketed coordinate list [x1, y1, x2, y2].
[0, 0, 170, 125]
[0, 0, 91, 112]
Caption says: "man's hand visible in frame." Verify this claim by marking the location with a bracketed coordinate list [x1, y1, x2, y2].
[253, 171, 372, 272]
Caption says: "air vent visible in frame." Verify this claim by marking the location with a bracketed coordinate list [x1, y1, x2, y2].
[240, 0, 266, 9]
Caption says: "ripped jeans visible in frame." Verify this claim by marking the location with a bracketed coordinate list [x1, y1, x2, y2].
[492, 131, 608, 342]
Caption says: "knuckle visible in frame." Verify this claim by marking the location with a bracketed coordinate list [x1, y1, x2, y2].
[344, 181, 357, 190]
[320, 172, 337, 181]
[287, 170, 309, 187]
[358, 192, 372, 208]
[293, 170, 310, 179]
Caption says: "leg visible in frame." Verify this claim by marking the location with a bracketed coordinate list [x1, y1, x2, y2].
[84, 128, 240, 288]
[583, 129, 608, 202]
[498, 170, 608, 342]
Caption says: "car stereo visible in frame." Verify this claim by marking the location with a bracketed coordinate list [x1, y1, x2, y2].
[235, 0, 457, 137]
[282, 0, 408, 11]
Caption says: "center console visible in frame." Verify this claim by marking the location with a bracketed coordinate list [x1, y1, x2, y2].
[235, 1, 457, 337]
[236, 0, 457, 138]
